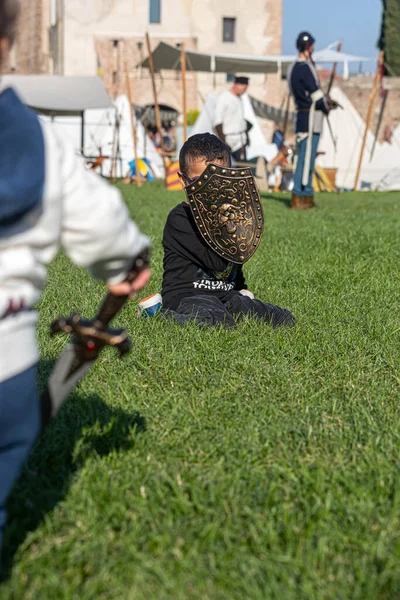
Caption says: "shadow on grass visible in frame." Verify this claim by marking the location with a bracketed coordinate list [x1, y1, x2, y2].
[260, 191, 292, 209]
[1, 359, 146, 582]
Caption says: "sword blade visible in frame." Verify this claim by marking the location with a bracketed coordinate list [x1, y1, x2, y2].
[370, 92, 388, 162]
[326, 116, 337, 153]
[41, 345, 95, 425]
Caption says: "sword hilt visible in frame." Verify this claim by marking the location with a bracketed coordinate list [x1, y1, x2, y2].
[51, 314, 132, 360]
[50, 248, 150, 362]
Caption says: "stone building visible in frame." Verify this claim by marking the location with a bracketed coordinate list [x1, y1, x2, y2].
[8, 0, 283, 129]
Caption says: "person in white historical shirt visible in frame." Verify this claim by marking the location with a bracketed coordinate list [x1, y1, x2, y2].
[214, 76, 252, 162]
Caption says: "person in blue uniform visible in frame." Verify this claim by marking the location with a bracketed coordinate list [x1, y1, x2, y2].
[288, 31, 338, 209]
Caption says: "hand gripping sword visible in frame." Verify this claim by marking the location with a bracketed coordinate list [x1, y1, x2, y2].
[41, 249, 150, 428]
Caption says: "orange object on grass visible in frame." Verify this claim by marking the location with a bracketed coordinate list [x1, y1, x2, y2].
[166, 161, 183, 191]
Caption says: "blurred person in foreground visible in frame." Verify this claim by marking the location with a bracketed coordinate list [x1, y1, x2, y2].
[0, 0, 151, 551]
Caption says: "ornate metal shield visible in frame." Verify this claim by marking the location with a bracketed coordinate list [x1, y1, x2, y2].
[185, 163, 264, 264]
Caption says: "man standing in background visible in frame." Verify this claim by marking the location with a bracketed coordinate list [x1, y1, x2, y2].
[288, 31, 337, 209]
[214, 76, 252, 162]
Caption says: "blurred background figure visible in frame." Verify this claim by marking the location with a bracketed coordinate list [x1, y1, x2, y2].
[214, 75, 253, 162]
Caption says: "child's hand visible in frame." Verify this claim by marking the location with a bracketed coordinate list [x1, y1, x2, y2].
[107, 269, 152, 298]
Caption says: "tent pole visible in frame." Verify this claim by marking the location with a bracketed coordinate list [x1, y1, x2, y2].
[211, 55, 216, 89]
[116, 118, 123, 179]
[353, 51, 384, 191]
[181, 42, 187, 142]
[125, 63, 142, 188]
[80, 111, 85, 156]
[282, 94, 290, 143]
[181, 42, 188, 142]
[111, 110, 118, 181]
[145, 32, 168, 186]
[144, 118, 147, 160]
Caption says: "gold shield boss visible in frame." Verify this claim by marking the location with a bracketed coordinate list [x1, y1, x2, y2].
[185, 163, 264, 265]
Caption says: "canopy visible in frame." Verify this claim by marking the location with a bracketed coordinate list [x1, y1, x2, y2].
[0, 75, 112, 116]
[140, 42, 371, 75]
[141, 42, 278, 74]
[250, 96, 295, 125]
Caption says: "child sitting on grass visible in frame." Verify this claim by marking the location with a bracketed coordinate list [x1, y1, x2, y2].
[140, 133, 295, 328]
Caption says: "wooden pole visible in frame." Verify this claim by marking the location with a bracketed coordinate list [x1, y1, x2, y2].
[144, 119, 147, 160]
[110, 39, 119, 180]
[181, 42, 188, 142]
[125, 63, 142, 188]
[80, 111, 85, 156]
[145, 32, 168, 185]
[353, 51, 384, 191]
[110, 113, 118, 181]
[281, 93, 290, 144]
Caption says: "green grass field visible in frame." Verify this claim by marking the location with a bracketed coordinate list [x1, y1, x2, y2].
[1, 185, 400, 599]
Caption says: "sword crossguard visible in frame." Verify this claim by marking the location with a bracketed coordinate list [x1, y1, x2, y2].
[51, 313, 132, 360]
[49, 250, 150, 366]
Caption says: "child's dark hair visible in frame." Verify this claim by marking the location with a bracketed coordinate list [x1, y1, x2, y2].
[179, 133, 231, 174]
[0, 0, 20, 50]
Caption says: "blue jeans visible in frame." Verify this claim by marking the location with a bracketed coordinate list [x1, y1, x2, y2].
[0, 365, 40, 549]
[293, 133, 320, 197]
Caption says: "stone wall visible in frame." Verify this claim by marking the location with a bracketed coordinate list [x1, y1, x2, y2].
[4, 0, 284, 141]
[63, 0, 283, 115]
[262, 0, 283, 139]
[6, 0, 50, 74]
[95, 35, 198, 114]
[339, 76, 400, 140]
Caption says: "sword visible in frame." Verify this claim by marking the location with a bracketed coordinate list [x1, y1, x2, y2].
[370, 89, 389, 162]
[326, 41, 342, 97]
[41, 249, 150, 428]
[326, 115, 337, 153]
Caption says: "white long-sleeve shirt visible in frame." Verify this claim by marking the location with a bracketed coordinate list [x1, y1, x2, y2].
[0, 90, 149, 382]
[214, 91, 247, 153]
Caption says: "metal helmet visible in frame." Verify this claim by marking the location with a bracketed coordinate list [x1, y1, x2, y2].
[296, 31, 315, 52]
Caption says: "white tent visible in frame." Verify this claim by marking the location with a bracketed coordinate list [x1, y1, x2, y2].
[191, 92, 279, 163]
[0, 75, 165, 178]
[0, 75, 112, 115]
[371, 123, 400, 190]
[375, 167, 400, 191]
[40, 95, 164, 179]
[318, 87, 400, 190]
[0, 74, 114, 152]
